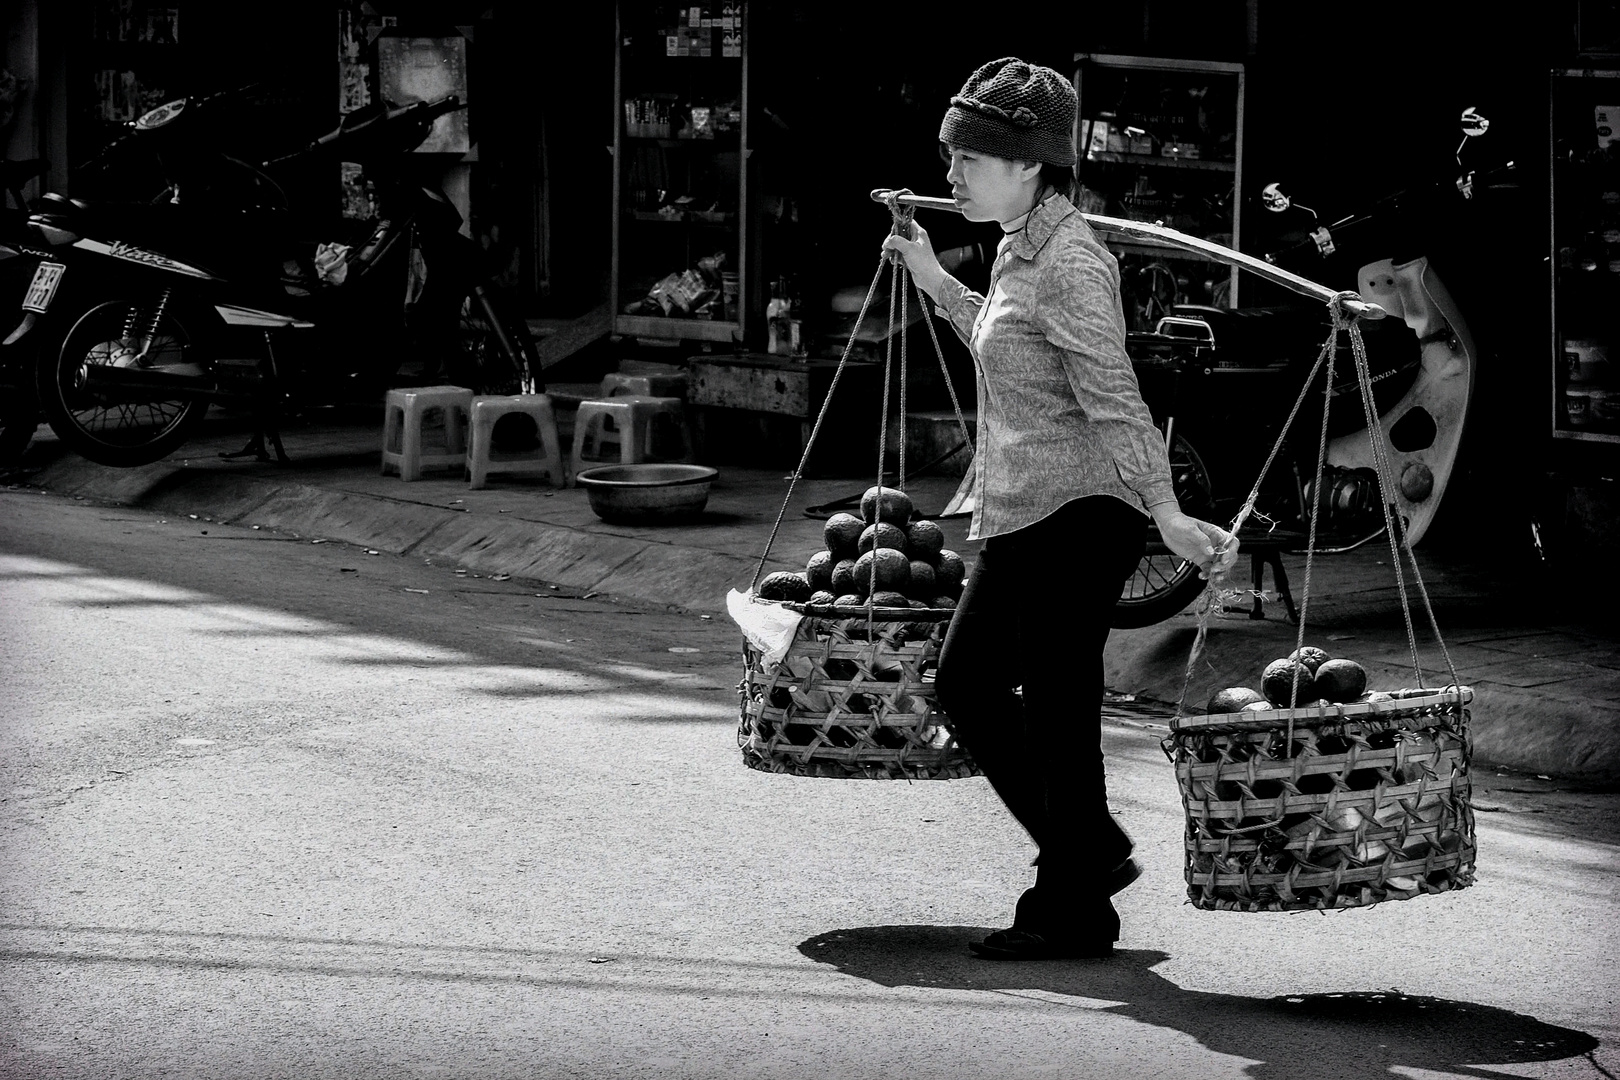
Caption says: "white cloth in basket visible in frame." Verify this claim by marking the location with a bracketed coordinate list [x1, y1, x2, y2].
[726, 589, 803, 669]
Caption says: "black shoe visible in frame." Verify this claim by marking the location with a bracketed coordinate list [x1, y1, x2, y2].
[969, 929, 1113, 961]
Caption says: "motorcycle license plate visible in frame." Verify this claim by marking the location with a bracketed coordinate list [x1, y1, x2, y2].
[22, 261, 66, 314]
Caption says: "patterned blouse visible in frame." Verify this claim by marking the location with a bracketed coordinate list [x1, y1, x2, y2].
[933, 192, 1178, 541]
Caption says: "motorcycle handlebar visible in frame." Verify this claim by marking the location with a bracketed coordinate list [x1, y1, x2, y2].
[1268, 160, 1518, 262]
[264, 95, 466, 167]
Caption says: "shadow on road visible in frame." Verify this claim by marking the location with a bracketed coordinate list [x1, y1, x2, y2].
[800, 925, 1601, 1080]
[0, 540, 742, 717]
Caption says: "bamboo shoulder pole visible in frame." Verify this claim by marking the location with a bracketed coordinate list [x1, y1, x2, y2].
[868, 188, 1385, 321]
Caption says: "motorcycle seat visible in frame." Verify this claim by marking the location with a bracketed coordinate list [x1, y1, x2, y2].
[1169, 304, 1332, 367]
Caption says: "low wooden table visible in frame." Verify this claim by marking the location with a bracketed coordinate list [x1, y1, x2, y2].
[686, 353, 884, 474]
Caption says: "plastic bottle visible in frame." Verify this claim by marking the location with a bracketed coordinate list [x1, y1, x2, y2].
[767, 277, 792, 356]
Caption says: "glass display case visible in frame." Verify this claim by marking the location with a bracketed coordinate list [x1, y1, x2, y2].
[1551, 67, 1620, 444]
[1072, 53, 1245, 325]
[611, 1, 751, 345]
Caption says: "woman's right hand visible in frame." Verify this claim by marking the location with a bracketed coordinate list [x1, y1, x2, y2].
[881, 222, 946, 301]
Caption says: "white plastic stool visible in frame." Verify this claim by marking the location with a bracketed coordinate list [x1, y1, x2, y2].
[466, 394, 569, 490]
[570, 395, 694, 476]
[600, 371, 689, 399]
[381, 385, 473, 481]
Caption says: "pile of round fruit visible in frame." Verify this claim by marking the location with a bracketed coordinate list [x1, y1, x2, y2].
[1206, 645, 1389, 714]
[755, 486, 964, 610]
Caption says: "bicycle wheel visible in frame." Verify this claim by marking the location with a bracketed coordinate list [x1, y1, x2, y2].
[451, 285, 534, 395]
[37, 297, 213, 467]
[1112, 434, 1214, 629]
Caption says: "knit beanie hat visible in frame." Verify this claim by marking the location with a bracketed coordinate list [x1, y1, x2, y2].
[938, 57, 1077, 167]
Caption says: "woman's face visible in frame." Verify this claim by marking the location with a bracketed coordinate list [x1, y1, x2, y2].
[943, 144, 1040, 224]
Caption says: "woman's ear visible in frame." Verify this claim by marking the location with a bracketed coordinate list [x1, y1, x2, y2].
[1017, 160, 1043, 183]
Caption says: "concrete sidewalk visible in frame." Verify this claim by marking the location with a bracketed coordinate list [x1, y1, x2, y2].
[8, 407, 1618, 784]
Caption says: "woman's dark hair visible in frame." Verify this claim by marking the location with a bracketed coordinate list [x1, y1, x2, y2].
[1039, 162, 1075, 200]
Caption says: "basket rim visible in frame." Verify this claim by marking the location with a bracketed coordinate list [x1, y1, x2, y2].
[771, 600, 957, 620]
[1172, 685, 1473, 732]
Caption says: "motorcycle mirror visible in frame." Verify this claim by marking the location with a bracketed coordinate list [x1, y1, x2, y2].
[134, 98, 188, 131]
[1261, 181, 1321, 224]
[1455, 106, 1490, 198]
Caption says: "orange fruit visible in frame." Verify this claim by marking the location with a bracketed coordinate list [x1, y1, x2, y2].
[758, 571, 812, 602]
[1262, 658, 1316, 707]
[1288, 646, 1332, 673]
[905, 519, 945, 560]
[934, 549, 965, 592]
[853, 547, 910, 594]
[806, 550, 835, 591]
[823, 512, 865, 556]
[907, 560, 937, 599]
[860, 486, 913, 526]
[858, 521, 908, 555]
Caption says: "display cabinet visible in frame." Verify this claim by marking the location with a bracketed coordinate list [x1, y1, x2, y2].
[1551, 67, 1620, 444]
[611, 1, 752, 345]
[67, 2, 184, 191]
[1072, 53, 1245, 323]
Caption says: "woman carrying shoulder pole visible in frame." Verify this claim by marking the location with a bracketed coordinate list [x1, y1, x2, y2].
[882, 57, 1240, 961]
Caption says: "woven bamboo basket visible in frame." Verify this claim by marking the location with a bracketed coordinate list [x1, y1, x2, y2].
[737, 602, 980, 780]
[1165, 686, 1475, 912]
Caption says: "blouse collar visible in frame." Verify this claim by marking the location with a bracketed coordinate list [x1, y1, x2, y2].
[1002, 191, 1076, 261]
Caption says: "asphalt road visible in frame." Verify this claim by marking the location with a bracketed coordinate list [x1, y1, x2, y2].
[1, 487, 1616, 1080]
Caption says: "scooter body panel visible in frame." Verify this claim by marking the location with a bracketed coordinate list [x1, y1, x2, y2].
[1329, 257, 1476, 546]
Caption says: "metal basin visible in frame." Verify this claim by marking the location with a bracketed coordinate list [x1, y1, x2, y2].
[574, 463, 718, 524]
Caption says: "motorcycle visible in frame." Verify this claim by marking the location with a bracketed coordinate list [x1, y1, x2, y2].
[10, 86, 542, 468]
[1105, 109, 1515, 626]
[0, 157, 51, 465]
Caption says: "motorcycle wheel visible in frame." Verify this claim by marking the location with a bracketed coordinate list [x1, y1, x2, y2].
[453, 287, 527, 395]
[1112, 434, 1216, 630]
[37, 298, 213, 468]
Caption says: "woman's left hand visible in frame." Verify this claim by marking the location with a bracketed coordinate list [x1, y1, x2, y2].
[1150, 507, 1240, 582]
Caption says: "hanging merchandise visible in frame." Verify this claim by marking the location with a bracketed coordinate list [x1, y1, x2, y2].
[765, 277, 796, 356]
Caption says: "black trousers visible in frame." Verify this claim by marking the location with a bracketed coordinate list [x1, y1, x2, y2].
[935, 495, 1146, 928]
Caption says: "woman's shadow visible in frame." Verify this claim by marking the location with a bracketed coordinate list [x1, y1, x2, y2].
[800, 925, 1601, 1080]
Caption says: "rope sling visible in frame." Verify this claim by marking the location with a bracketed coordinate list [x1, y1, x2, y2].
[1177, 293, 1465, 733]
[1161, 295, 1475, 912]
[733, 191, 979, 781]
[745, 190, 974, 637]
